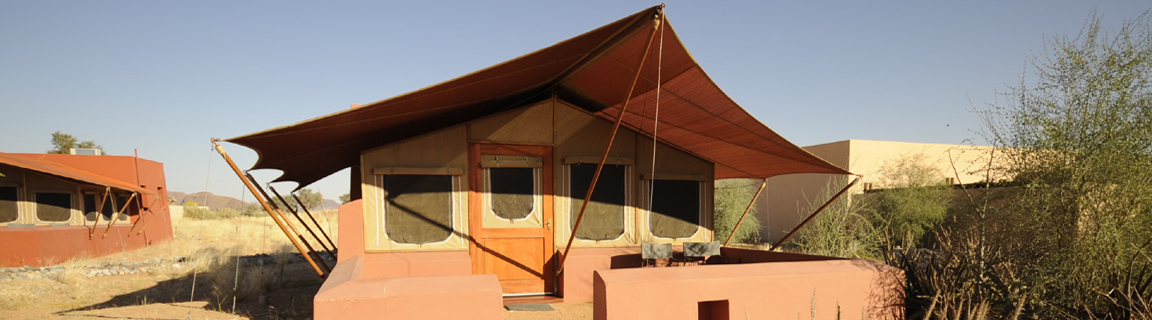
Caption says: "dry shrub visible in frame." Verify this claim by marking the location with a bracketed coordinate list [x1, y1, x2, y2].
[0, 279, 45, 310]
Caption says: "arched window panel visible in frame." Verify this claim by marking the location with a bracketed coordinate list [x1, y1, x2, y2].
[83, 192, 115, 222]
[0, 186, 17, 223]
[649, 179, 702, 239]
[35, 192, 72, 223]
[489, 167, 535, 220]
[569, 163, 627, 241]
[383, 174, 454, 244]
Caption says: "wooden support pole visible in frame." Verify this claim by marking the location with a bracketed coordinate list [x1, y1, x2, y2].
[127, 194, 160, 235]
[89, 187, 110, 238]
[723, 181, 766, 247]
[247, 174, 332, 274]
[212, 140, 326, 278]
[294, 194, 338, 251]
[557, 15, 662, 276]
[102, 192, 136, 238]
[269, 186, 335, 258]
[770, 176, 861, 251]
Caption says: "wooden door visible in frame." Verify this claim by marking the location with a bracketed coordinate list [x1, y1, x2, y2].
[469, 144, 554, 295]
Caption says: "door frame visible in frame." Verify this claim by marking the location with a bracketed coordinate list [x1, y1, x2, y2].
[467, 143, 555, 294]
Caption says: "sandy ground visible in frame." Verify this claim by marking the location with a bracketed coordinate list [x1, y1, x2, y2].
[0, 213, 591, 319]
[0, 215, 327, 320]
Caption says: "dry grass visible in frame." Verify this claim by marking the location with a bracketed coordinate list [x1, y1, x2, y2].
[0, 210, 338, 319]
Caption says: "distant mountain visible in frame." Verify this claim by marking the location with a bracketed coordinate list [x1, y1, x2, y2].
[171, 192, 248, 210]
[170, 191, 341, 212]
[319, 199, 340, 211]
[168, 191, 187, 204]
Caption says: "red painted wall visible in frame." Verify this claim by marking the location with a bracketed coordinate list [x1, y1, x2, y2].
[0, 154, 173, 267]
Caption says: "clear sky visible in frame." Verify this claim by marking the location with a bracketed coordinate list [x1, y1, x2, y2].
[2, 1, 1149, 201]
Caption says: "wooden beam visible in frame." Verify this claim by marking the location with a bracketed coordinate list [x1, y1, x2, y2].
[556, 14, 662, 276]
[771, 176, 860, 251]
[212, 140, 326, 278]
[723, 181, 766, 247]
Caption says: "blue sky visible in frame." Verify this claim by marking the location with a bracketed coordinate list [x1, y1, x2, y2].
[1, 1, 1148, 201]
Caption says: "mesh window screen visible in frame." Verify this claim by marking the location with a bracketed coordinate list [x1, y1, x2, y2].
[489, 168, 534, 220]
[650, 180, 701, 238]
[0, 187, 17, 223]
[569, 163, 626, 240]
[115, 196, 132, 221]
[384, 175, 453, 244]
[36, 192, 71, 222]
[83, 194, 116, 221]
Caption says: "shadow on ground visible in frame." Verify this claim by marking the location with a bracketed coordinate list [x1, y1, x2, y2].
[55, 258, 327, 320]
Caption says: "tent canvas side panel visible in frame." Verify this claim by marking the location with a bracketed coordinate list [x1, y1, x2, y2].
[635, 138, 714, 244]
[552, 99, 638, 248]
[361, 126, 470, 252]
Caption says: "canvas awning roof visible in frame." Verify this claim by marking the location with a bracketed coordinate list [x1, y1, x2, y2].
[0, 153, 151, 195]
[228, 5, 851, 189]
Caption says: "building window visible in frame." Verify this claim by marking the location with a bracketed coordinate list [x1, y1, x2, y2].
[0, 186, 18, 223]
[114, 195, 133, 221]
[569, 163, 626, 241]
[649, 180, 701, 239]
[383, 175, 453, 244]
[35, 192, 72, 222]
[488, 167, 536, 220]
[83, 193, 115, 222]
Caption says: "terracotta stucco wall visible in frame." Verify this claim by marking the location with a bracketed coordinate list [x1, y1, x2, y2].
[0, 155, 172, 267]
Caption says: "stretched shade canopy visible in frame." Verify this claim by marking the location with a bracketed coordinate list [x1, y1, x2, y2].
[228, 5, 850, 189]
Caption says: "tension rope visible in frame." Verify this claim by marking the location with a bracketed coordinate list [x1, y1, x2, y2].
[187, 143, 215, 319]
[646, 11, 666, 213]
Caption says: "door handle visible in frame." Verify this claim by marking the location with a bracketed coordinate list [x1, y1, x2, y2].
[546, 219, 551, 230]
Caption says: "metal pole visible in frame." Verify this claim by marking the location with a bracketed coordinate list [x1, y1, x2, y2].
[247, 173, 332, 274]
[723, 181, 766, 247]
[556, 15, 662, 276]
[212, 139, 326, 278]
[269, 186, 335, 258]
[294, 194, 338, 251]
[771, 176, 860, 251]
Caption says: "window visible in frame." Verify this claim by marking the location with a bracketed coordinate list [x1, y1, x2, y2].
[35, 192, 72, 222]
[83, 193, 115, 222]
[0, 186, 17, 223]
[114, 195, 133, 221]
[569, 163, 626, 240]
[489, 167, 535, 220]
[649, 180, 701, 238]
[383, 175, 454, 244]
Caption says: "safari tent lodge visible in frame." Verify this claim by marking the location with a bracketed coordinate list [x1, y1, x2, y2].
[220, 5, 903, 320]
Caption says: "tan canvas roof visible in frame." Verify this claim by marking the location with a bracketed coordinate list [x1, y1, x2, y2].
[228, 5, 850, 189]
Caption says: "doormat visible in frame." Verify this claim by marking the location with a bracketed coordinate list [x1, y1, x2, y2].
[505, 304, 555, 312]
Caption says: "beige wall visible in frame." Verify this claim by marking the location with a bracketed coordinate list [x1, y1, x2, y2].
[361, 125, 471, 252]
[760, 139, 997, 243]
[360, 98, 717, 252]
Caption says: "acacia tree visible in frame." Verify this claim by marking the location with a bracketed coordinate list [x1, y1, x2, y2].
[48, 131, 102, 154]
[272, 188, 323, 212]
[981, 10, 1152, 318]
[871, 153, 952, 248]
[712, 179, 761, 244]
